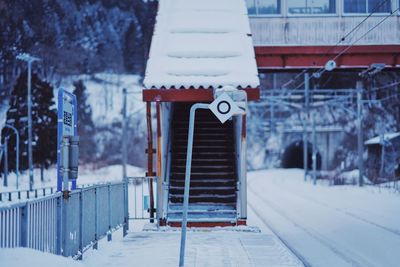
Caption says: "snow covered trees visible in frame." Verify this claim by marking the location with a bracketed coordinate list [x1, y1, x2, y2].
[0, 71, 57, 177]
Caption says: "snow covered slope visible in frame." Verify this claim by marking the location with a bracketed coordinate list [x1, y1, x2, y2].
[59, 73, 144, 125]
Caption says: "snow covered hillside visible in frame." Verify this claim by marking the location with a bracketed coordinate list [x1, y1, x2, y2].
[59, 73, 144, 125]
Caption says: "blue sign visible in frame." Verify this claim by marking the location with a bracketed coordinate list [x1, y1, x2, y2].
[57, 89, 78, 191]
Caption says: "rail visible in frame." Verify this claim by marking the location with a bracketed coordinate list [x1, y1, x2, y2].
[0, 187, 56, 202]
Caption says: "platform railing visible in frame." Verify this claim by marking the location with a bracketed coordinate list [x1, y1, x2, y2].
[127, 176, 157, 221]
[0, 186, 56, 202]
[0, 181, 128, 259]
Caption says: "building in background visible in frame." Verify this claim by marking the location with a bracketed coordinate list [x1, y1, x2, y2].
[245, 0, 400, 173]
[247, 0, 399, 78]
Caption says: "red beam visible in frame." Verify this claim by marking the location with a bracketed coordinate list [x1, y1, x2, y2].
[168, 221, 239, 227]
[255, 45, 400, 69]
[142, 88, 260, 102]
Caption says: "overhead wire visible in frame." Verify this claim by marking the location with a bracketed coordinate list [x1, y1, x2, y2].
[292, 1, 398, 90]
[279, 0, 393, 90]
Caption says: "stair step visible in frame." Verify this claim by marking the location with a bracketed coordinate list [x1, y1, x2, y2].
[170, 180, 236, 187]
[168, 103, 238, 217]
[174, 140, 232, 145]
[171, 171, 235, 177]
[171, 166, 235, 171]
[174, 158, 232, 163]
[168, 203, 235, 210]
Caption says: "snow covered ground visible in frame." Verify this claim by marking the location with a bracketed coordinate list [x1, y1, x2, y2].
[0, 224, 303, 267]
[248, 169, 400, 267]
[0, 164, 145, 193]
[2, 168, 400, 267]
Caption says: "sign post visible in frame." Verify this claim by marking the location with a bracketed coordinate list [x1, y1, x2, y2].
[179, 90, 246, 267]
[57, 89, 78, 192]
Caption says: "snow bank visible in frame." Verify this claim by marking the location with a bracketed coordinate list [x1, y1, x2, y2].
[0, 248, 84, 267]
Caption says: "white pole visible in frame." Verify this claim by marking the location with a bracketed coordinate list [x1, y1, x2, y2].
[27, 61, 34, 191]
[179, 103, 209, 267]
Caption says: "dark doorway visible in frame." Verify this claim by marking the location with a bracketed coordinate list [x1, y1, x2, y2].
[281, 140, 321, 169]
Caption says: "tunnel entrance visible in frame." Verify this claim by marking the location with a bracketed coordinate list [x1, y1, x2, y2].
[281, 140, 321, 170]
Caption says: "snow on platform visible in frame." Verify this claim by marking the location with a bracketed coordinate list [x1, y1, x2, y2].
[0, 248, 84, 267]
[143, 0, 259, 89]
[79, 224, 303, 267]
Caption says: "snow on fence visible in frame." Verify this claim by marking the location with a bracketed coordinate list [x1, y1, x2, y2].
[0, 181, 128, 259]
[0, 186, 56, 202]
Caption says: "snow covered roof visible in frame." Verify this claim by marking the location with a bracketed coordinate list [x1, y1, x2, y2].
[143, 0, 260, 89]
[364, 132, 400, 145]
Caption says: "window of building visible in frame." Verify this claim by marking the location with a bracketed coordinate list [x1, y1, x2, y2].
[246, 0, 281, 15]
[344, 0, 392, 13]
[287, 0, 336, 14]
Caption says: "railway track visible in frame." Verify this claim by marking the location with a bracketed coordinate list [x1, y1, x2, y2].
[248, 202, 312, 267]
[285, 190, 400, 237]
[248, 184, 378, 267]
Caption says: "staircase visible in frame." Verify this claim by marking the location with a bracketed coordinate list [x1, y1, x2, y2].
[167, 103, 238, 226]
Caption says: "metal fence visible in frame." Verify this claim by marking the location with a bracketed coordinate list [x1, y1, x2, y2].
[128, 177, 157, 220]
[0, 181, 128, 259]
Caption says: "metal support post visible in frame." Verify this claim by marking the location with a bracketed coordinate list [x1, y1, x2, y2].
[3, 138, 8, 187]
[270, 73, 277, 133]
[357, 81, 364, 186]
[122, 88, 128, 182]
[61, 137, 70, 191]
[20, 204, 28, 247]
[78, 190, 84, 260]
[121, 89, 129, 234]
[156, 101, 162, 223]
[179, 103, 209, 267]
[146, 102, 155, 223]
[93, 187, 99, 250]
[27, 61, 34, 191]
[107, 184, 112, 242]
[16, 53, 40, 191]
[312, 114, 317, 185]
[123, 181, 129, 236]
[303, 72, 310, 181]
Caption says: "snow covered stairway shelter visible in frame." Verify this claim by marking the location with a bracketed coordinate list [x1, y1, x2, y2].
[142, 0, 260, 227]
[167, 103, 238, 226]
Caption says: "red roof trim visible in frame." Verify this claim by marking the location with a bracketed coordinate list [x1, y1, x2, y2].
[142, 88, 260, 102]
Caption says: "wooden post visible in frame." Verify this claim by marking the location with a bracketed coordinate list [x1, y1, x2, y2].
[146, 102, 155, 222]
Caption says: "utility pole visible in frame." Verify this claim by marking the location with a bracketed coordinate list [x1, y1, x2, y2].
[312, 113, 317, 185]
[356, 80, 364, 187]
[270, 74, 276, 133]
[16, 53, 41, 191]
[122, 88, 128, 182]
[303, 72, 310, 181]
